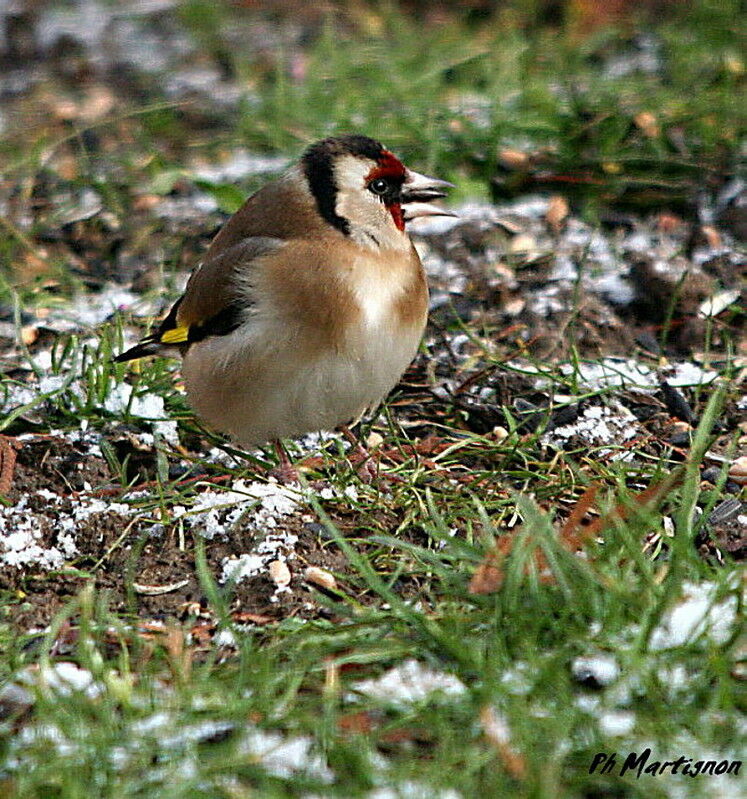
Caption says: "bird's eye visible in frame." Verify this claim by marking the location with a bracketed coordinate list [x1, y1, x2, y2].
[368, 178, 389, 195]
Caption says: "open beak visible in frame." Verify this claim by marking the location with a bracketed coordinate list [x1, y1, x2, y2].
[401, 169, 456, 221]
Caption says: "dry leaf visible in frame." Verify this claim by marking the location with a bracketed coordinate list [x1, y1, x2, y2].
[558, 485, 599, 551]
[133, 579, 189, 596]
[366, 431, 384, 449]
[509, 234, 537, 254]
[699, 225, 722, 249]
[0, 437, 21, 496]
[480, 706, 526, 780]
[469, 548, 503, 594]
[338, 711, 375, 735]
[469, 474, 681, 595]
[164, 627, 191, 682]
[656, 211, 683, 233]
[20, 326, 38, 346]
[498, 148, 530, 170]
[324, 655, 339, 695]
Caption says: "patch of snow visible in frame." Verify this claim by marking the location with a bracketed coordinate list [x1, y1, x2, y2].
[0, 494, 75, 569]
[499, 662, 534, 695]
[103, 383, 180, 444]
[0, 490, 132, 570]
[526, 285, 567, 316]
[17, 662, 101, 698]
[350, 659, 466, 706]
[44, 284, 146, 331]
[598, 710, 636, 737]
[407, 212, 463, 237]
[664, 362, 719, 387]
[213, 628, 237, 647]
[563, 358, 657, 389]
[592, 272, 635, 305]
[542, 402, 638, 455]
[575, 695, 600, 714]
[159, 720, 236, 750]
[1, 371, 83, 409]
[550, 254, 577, 281]
[164, 66, 244, 106]
[237, 728, 333, 782]
[180, 479, 301, 541]
[104, 383, 163, 418]
[572, 654, 620, 687]
[293, 429, 347, 455]
[649, 581, 740, 650]
[318, 484, 359, 502]
[657, 665, 689, 693]
[367, 784, 462, 799]
[602, 34, 661, 78]
[221, 553, 265, 583]
[500, 195, 551, 217]
[155, 193, 219, 220]
[178, 480, 301, 582]
[130, 711, 172, 735]
[192, 150, 289, 182]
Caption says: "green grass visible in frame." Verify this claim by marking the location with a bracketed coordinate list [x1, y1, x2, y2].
[0, 313, 742, 797]
[0, 458, 742, 797]
[0, 1, 744, 797]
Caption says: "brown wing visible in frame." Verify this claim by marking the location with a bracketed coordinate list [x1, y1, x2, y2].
[115, 236, 283, 361]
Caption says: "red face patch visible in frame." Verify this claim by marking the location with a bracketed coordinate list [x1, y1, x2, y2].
[365, 150, 407, 231]
[388, 203, 405, 231]
[373, 150, 406, 179]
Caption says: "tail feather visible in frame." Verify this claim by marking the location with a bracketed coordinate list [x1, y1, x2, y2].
[114, 338, 162, 363]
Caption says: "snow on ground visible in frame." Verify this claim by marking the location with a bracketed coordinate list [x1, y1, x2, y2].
[541, 401, 639, 456]
[649, 580, 740, 650]
[349, 659, 466, 707]
[0, 489, 130, 569]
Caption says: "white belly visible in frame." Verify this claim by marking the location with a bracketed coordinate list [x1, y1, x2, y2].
[182, 309, 424, 447]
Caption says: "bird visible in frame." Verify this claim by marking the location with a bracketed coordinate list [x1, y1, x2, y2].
[115, 134, 453, 478]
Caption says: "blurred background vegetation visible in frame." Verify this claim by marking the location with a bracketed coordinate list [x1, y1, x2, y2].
[0, 0, 743, 294]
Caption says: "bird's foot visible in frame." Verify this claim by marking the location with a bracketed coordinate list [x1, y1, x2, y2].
[348, 447, 378, 484]
[270, 440, 301, 484]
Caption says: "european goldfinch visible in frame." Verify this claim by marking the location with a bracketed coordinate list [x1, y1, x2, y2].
[116, 135, 453, 475]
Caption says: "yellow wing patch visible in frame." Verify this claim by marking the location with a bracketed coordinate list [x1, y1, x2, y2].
[160, 326, 190, 345]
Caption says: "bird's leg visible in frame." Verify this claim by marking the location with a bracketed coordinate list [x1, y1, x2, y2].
[271, 439, 299, 483]
[338, 424, 378, 483]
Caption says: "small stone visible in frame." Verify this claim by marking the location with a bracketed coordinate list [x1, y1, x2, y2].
[634, 111, 660, 138]
[545, 195, 569, 232]
[491, 426, 509, 444]
[20, 326, 38, 346]
[701, 466, 722, 484]
[728, 456, 747, 485]
[366, 432, 384, 450]
[498, 148, 530, 170]
[509, 234, 537, 255]
[304, 566, 337, 591]
[268, 560, 291, 589]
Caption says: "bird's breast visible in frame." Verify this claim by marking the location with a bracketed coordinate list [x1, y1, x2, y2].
[346, 248, 428, 340]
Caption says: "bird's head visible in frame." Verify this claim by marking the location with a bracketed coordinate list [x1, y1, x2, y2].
[301, 135, 453, 249]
